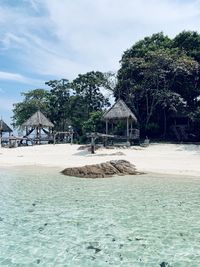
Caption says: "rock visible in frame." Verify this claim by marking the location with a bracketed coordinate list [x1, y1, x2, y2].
[94, 248, 101, 254]
[61, 160, 140, 178]
[99, 162, 120, 176]
[160, 262, 172, 267]
[87, 245, 101, 254]
[110, 160, 137, 175]
[135, 237, 143, 241]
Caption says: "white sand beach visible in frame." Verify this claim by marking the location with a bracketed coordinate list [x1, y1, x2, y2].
[0, 143, 200, 176]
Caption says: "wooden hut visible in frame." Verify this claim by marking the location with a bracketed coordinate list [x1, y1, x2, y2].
[0, 119, 13, 146]
[0, 119, 12, 136]
[102, 99, 138, 141]
[22, 111, 54, 144]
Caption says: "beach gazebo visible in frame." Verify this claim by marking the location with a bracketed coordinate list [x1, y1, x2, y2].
[0, 119, 12, 137]
[0, 119, 13, 146]
[22, 111, 54, 144]
[102, 99, 138, 141]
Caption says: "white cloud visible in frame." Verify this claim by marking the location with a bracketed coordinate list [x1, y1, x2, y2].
[0, 71, 42, 85]
[0, 0, 200, 79]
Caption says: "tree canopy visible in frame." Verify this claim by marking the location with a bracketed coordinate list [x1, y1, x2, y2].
[115, 31, 200, 139]
[12, 89, 50, 127]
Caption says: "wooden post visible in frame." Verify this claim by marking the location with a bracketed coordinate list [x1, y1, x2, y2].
[71, 131, 73, 145]
[48, 127, 50, 143]
[39, 127, 41, 144]
[9, 131, 11, 148]
[36, 127, 39, 145]
[26, 127, 27, 145]
[106, 120, 108, 135]
[91, 136, 95, 154]
[54, 132, 57, 145]
[127, 117, 129, 141]
[105, 120, 108, 147]
[130, 120, 133, 139]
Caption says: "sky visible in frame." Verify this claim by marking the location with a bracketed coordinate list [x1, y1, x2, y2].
[0, 0, 200, 125]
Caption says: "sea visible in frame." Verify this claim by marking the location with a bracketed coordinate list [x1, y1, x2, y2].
[0, 167, 200, 267]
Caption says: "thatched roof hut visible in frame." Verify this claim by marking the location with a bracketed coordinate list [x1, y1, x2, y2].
[0, 119, 12, 134]
[102, 99, 138, 140]
[22, 111, 54, 128]
[21, 111, 54, 144]
[103, 99, 137, 122]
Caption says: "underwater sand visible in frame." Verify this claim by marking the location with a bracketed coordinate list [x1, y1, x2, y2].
[0, 168, 200, 266]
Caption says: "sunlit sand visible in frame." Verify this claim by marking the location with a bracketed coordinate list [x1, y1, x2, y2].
[0, 143, 199, 176]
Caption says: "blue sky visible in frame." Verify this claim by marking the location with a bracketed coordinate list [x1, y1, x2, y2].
[0, 0, 200, 125]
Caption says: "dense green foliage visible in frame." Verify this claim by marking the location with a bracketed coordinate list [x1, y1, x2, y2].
[12, 72, 110, 140]
[13, 31, 200, 141]
[115, 31, 200, 139]
[12, 89, 50, 127]
[45, 79, 71, 131]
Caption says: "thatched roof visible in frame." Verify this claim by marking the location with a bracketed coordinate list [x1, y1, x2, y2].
[103, 99, 137, 121]
[22, 111, 54, 128]
[0, 119, 12, 133]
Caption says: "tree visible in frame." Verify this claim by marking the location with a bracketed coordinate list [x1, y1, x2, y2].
[12, 89, 49, 127]
[82, 111, 104, 133]
[173, 31, 200, 62]
[116, 38, 200, 137]
[45, 79, 72, 131]
[67, 94, 89, 136]
[71, 71, 110, 116]
[121, 32, 172, 60]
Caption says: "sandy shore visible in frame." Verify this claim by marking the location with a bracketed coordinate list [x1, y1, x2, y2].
[0, 143, 200, 176]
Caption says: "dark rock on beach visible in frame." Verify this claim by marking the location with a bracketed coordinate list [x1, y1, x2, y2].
[61, 160, 140, 178]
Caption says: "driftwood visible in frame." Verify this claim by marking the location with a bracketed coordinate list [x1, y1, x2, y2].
[61, 160, 141, 178]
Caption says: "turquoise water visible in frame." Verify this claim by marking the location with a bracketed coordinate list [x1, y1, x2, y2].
[0, 168, 200, 267]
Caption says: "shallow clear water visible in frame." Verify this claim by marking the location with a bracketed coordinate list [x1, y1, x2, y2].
[0, 168, 200, 267]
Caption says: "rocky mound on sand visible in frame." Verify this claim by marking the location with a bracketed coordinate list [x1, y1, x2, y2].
[61, 160, 140, 178]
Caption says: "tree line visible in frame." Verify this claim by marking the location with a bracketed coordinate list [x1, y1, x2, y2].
[13, 31, 200, 141]
[12, 71, 113, 142]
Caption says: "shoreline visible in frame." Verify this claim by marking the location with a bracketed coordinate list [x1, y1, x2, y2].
[2, 166, 199, 180]
[0, 143, 200, 177]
